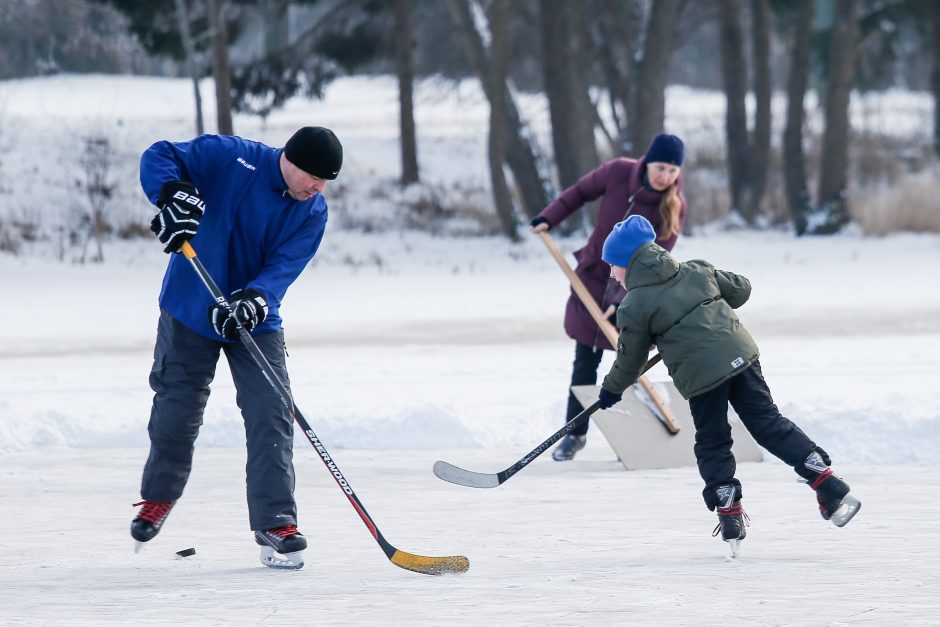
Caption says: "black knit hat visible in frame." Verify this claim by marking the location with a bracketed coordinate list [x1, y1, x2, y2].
[644, 133, 684, 167]
[284, 126, 343, 179]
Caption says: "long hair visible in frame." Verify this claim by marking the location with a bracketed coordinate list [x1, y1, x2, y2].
[657, 183, 682, 239]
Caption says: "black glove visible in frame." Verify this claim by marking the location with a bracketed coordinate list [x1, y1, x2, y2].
[208, 288, 268, 340]
[529, 216, 550, 230]
[150, 181, 206, 254]
[598, 387, 623, 409]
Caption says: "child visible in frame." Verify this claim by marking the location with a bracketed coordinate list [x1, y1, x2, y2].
[596, 215, 860, 554]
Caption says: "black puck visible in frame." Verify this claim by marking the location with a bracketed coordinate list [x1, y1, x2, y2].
[176, 547, 196, 558]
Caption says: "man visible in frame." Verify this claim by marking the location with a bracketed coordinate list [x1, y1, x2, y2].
[131, 126, 343, 569]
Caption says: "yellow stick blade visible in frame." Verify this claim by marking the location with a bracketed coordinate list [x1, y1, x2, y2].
[390, 550, 470, 575]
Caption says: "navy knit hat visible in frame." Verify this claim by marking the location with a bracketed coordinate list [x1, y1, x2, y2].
[602, 215, 657, 268]
[644, 133, 684, 167]
[284, 126, 343, 179]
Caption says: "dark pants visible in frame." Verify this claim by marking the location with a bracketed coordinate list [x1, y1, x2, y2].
[141, 310, 297, 530]
[566, 342, 605, 436]
[689, 360, 817, 510]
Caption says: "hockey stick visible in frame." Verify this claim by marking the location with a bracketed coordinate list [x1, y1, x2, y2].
[180, 242, 469, 576]
[537, 231, 680, 434]
[433, 353, 661, 488]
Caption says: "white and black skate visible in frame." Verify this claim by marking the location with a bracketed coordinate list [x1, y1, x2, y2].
[712, 484, 749, 559]
[800, 451, 861, 528]
[255, 525, 307, 570]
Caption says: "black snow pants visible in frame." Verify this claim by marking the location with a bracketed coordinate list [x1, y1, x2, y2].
[140, 310, 297, 531]
[566, 342, 605, 436]
[688, 360, 817, 510]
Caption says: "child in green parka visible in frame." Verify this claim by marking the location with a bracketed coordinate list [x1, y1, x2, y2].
[596, 215, 860, 554]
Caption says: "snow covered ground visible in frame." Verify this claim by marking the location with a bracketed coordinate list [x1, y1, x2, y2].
[1, 75, 939, 625]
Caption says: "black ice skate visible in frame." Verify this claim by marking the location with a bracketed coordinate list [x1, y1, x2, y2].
[255, 524, 307, 570]
[131, 500, 175, 549]
[798, 450, 861, 527]
[552, 435, 586, 461]
[712, 484, 749, 559]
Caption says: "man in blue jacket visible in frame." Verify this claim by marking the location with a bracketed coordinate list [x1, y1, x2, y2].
[131, 126, 342, 569]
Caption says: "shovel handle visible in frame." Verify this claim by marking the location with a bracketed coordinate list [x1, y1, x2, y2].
[537, 231, 680, 434]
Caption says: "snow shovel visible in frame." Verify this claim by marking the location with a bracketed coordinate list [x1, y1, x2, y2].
[537, 231, 681, 434]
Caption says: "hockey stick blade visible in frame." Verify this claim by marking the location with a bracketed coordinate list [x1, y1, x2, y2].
[433, 461, 501, 488]
[434, 401, 602, 488]
[389, 549, 470, 575]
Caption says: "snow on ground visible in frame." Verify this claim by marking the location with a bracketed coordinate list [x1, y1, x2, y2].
[1, 75, 939, 624]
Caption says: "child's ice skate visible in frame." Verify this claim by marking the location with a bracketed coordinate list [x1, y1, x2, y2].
[712, 484, 749, 559]
[797, 449, 861, 527]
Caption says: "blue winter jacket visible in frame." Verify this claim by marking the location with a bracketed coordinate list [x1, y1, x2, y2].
[139, 134, 328, 341]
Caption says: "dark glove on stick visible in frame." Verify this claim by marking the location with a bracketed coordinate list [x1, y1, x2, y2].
[208, 288, 269, 340]
[598, 387, 623, 410]
[150, 180, 206, 254]
[529, 216, 550, 229]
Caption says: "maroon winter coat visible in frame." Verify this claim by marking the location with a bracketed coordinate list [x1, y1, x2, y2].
[538, 157, 687, 350]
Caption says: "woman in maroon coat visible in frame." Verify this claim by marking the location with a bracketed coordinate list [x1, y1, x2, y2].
[530, 133, 688, 461]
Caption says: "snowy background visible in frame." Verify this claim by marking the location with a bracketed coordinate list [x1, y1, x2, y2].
[1, 75, 939, 625]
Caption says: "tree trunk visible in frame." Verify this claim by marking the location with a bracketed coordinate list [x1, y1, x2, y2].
[718, 0, 751, 221]
[540, 0, 598, 190]
[487, 0, 519, 240]
[931, 1, 940, 159]
[262, 0, 289, 57]
[173, 0, 204, 136]
[815, 0, 859, 232]
[209, 0, 234, 136]
[394, 0, 420, 186]
[783, 0, 814, 235]
[594, 0, 633, 150]
[629, 0, 682, 156]
[750, 0, 772, 214]
[448, 0, 550, 218]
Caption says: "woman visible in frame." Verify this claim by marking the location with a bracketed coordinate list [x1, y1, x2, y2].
[530, 133, 688, 461]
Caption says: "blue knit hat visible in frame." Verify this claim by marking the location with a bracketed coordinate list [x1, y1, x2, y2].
[644, 133, 684, 167]
[602, 215, 656, 268]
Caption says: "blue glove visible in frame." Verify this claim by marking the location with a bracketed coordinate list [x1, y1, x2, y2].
[598, 387, 623, 409]
[208, 288, 268, 339]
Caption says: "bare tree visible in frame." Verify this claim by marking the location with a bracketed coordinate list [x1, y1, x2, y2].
[448, 0, 550, 219]
[539, 0, 598, 190]
[209, 0, 233, 135]
[487, 0, 519, 240]
[79, 136, 117, 263]
[173, 0, 204, 136]
[815, 0, 859, 232]
[629, 0, 683, 155]
[750, 0, 771, 213]
[783, 0, 814, 235]
[718, 0, 751, 220]
[931, 1, 940, 159]
[394, 0, 420, 186]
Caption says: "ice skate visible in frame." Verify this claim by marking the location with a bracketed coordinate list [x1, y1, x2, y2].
[798, 450, 861, 527]
[552, 434, 586, 461]
[712, 484, 749, 559]
[255, 524, 307, 570]
[131, 500, 175, 550]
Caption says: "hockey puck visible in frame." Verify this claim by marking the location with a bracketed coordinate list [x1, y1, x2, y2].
[176, 547, 196, 558]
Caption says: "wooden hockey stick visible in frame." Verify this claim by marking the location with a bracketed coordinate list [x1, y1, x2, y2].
[537, 231, 680, 434]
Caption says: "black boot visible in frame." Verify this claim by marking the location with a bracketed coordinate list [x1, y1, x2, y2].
[131, 500, 175, 543]
[796, 449, 861, 527]
[552, 435, 586, 461]
[255, 524, 307, 554]
[712, 483, 749, 543]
